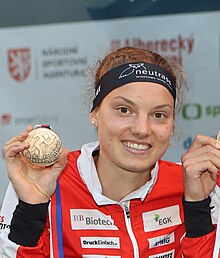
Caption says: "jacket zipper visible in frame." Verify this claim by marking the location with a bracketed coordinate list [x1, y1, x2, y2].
[121, 202, 140, 258]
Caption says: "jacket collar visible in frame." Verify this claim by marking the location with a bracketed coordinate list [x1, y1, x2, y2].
[77, 141, 159, 205]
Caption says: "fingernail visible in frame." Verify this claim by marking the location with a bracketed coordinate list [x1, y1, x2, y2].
[216, 142, 220, 149]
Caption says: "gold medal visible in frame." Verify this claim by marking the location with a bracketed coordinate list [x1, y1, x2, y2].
[22, 126, 62, 167]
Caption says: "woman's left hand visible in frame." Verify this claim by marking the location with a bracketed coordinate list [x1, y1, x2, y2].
[182, 134, 220, 201]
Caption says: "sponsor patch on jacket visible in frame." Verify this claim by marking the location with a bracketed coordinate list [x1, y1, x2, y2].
[148, 232, 175, 249]
[81, 237, 120, 249]
[142, 205, 182, 232]
[70, 209, 118, 230]
[0, 215, 10, 232]
[149, 249, 175, 258]
[82, 255, 121, 258]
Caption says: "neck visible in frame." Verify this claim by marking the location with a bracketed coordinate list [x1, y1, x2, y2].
[94, 155, 153, 202]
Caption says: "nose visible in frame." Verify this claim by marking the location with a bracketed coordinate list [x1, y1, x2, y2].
[131, 114, 152, 138]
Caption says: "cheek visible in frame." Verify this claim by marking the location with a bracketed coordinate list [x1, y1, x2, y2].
[156, 131, 172, 157]
[159, 135, 171, 147]
[98, 111, 127, 134]
[157, 127, 172, 144]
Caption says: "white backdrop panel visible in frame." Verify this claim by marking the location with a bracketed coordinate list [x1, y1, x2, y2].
[1, 11, 220, 205]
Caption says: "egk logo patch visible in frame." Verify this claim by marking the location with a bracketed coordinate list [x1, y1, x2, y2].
[142, 205, 182, 232]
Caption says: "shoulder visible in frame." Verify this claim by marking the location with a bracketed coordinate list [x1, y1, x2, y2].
[67, 149, 81, 162]
[158, 160, 183, 182]
[59, 150, 81, 179]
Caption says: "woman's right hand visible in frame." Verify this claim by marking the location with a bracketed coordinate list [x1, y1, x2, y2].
[3, 126, 69, 204]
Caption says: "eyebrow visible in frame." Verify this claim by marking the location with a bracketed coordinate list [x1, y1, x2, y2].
[113, 96, 135, 106]
[112, 96, 173, 109]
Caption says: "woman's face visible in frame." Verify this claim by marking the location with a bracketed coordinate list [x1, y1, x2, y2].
[90, 82, 174, 174]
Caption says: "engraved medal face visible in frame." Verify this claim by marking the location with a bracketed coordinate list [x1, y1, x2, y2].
[23, 127, 62, 167]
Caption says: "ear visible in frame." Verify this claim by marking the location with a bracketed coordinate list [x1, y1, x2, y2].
[89, 107, 100, 128]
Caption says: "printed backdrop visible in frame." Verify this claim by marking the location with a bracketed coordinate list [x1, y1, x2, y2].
[1, 11, 220, 205]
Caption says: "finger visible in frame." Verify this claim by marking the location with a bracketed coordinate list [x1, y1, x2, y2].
[187, 134, 220, 152]
[184, 159, 219, 180]
[5, 126, 32, 146]
[183, 154, 220, 175]
[55, 148, 69, 167]
[182, 145, 220, 165]
[4, 142, 30, 159]
[49, 148, 69, 177]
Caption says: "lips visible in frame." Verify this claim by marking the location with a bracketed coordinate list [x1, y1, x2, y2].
[122, 141, 151, 151]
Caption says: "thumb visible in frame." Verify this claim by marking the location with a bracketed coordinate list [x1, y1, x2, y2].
[51, 147, 69, 176]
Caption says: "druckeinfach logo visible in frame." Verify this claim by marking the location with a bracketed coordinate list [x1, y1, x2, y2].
[81, 237, 120, 249]
[8, 48, 31, 82]
[118, 63, 172, 90]
[70, 209, 118, 230]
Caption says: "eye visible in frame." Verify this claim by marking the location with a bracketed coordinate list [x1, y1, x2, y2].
[118, 107, 131, 114]
[154, 112, 167, 119]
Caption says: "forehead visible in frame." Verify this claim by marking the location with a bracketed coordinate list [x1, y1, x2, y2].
[105, 82, 174, 103]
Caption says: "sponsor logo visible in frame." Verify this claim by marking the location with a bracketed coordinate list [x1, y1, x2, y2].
[82, 255, 121, 258]
[0, 114, 59, 127]
[95, 85, 101, 96]
[181, 103, 220, 120]
[149, 249, 175, 258]
[40, 46, 87, 79]
[148, 233, 175, 249]
[153, 214, 172, 225]
[111, 34, 194, 66]
[81, 237, 120, 249]
[118, 63, 172, 89]
[8, 48, 31, 82]
[142, 205, 181, 232]
[0, 216, 4, 223]
[183, 136, 193, 150]
[70, 209, 118, 230]
[0, 113, 12, 125]
[0, 216, 10, 231]
[0, 223, 10, 231]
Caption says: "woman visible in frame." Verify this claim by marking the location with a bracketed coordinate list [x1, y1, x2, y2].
[0, 47, 219, 257]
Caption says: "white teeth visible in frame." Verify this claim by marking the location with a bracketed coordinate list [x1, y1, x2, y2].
[126, 142, 149, 150]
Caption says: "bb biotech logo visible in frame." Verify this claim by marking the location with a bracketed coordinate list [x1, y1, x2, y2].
[70, 209, 118, 230]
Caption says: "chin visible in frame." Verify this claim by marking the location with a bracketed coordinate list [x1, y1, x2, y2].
[121, 163, 154, 173]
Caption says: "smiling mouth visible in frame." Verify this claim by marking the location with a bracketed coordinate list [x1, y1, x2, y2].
[123, 141, 151, 151]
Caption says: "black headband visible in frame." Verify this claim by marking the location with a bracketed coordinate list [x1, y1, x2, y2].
[91, 62, 176, 112]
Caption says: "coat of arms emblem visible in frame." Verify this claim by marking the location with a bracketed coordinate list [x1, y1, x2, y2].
[8, 48, 31, 82]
